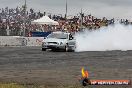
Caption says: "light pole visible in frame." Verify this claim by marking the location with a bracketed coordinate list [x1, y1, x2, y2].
[23, 0, 27, 37]
[65, 0, 67, 19]
[80, 8, 84, 29]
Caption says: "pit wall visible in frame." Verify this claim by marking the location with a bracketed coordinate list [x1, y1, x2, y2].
[0, 36, 44, 46]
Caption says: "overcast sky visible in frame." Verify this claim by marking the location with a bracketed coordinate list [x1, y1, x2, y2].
[1, 0, 132, 19]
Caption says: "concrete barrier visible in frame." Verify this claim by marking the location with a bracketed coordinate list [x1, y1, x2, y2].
[0, 36, 44, 46]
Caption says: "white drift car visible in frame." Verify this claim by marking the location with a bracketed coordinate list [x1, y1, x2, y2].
[42, 32, 76, 51]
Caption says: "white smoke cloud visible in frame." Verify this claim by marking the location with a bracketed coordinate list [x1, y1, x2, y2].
[75, 24, 132, 52]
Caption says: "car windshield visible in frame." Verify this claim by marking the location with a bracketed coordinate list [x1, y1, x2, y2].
[47, 33, 68, 39]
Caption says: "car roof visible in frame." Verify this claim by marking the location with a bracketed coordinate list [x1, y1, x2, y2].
[52, 31, 70, 34]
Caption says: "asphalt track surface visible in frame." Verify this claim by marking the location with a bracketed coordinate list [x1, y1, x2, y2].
[0, 46, 132, 88]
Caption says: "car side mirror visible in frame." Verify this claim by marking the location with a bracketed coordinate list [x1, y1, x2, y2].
[69, 37, 73, 40]
[69, 34, 73, 40]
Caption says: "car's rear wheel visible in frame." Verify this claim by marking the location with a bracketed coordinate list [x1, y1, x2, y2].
[73, 44, 76, 52]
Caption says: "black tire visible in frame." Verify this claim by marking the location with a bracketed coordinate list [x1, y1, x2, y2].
[73, 45, 76, 52]
[42, 48, 46, 51]
[82, 78, 91, 86]
[65, 44, 69, 52]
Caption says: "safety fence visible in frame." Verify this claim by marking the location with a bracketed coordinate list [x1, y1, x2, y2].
[0, 36, 44, 46]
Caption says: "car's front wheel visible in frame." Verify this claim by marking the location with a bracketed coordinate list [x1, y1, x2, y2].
[42, 48, 46, 51]
[65, 44, 69, 52]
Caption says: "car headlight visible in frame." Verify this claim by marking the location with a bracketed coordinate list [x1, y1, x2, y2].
[43, 42, 47, 45]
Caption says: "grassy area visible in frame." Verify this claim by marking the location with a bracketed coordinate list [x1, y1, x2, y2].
[0, 83, 25, 88]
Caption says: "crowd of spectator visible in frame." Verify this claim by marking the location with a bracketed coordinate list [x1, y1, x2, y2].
[0, 6, 131, 36]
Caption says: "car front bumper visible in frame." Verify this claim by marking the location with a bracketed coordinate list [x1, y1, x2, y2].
[42, 43, 65, 50]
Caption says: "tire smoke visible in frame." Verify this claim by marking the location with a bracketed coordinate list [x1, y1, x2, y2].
[75, 24, 132, 52]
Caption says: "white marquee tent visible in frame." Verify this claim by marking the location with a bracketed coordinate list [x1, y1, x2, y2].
[31, 16, 59, 25]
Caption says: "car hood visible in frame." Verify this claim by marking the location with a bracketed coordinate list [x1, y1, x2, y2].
[43, 38, 68, 43]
